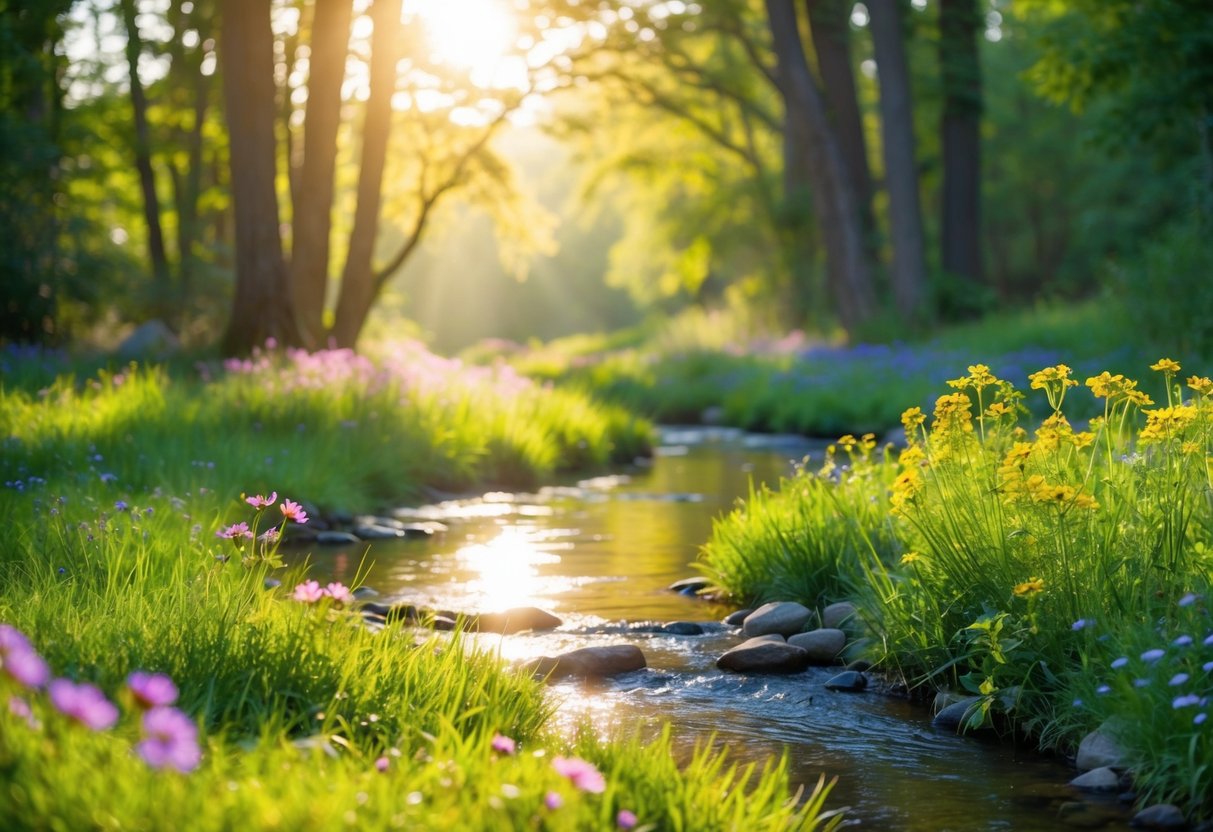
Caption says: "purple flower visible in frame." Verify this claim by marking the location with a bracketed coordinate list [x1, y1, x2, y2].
[552, 756, 606, 794]
[2, 648, 50, 688]
[1203, 661, 1213, 673]
[8, 695, 37, 727]
[280, 499, 308, 525]
[49, 679, 119, 730]
[1204, 634, 1213, 647]
[127, 671, 179, 709]
[1072, 698, 1084, 708]
[544, 791, 563, 810]
[216, 522, 253, 540]
[1173, 694, 1202, 709]
[1178, 592, 1200, 607]
[1141, 648, 1166, 663]
[245, 492, 277, 510]
[0, 624, 32, 654]
[1111, 657, 1129, 670]
[135, 706, 201, 773]
[1096, 684, 1111, 695]
[491, 733, 516, 755]
[1173, 635, 1193, 647]
[292, 581, 325, 603]
[1072, 619, 1093, 631]
[258, 528, 279, 543]
[1134, 678, 1150, 688]
[114, 500, 129, 512]
[1196, 713, 1208, 725]
[325, 582, 355, 606]
[375, 756, 390, 772]
[1170, 673, 1190, 686]
[617, 809, 638, 829]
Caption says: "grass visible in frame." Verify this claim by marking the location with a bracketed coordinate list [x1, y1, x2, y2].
[0, 341, 839, 831]
[698, 358, 1213, 821]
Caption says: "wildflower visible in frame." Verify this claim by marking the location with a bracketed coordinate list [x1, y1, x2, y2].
[1178, 593, 1200, 608]
[375, 756, 390, 772]
[291, 581, 326, 603]
[1141, 648, 1166, 663]
[1173, 635, 1193, 647]
[491, 733, 516, 755]
[1111, 657, 1129, 669]
[215, 522, 253, 540]
[1096, 685, 1111, 695]
[1173, 694, 1202, 709]
[280, 499, 309, 524]
[1186, 376, 1213, 396]
[258, 528, 280, 543]
[1205, 634, 1213, 647]
[1150, 358, 1181, 374]
[114, 500, 129, 512]
[0, 638, 49, 689]
[544, 791, 564, 810]
[325, 583, 355, 606]
[1170, 673, 1190, 686]
[900, 552, 922, 566]
[1013, 577, 1045, 598]
[617, 810, 638, 829]
[1072, 619, 1093, 631]
[1029, 364, 1078, 391]
[8, 695, 38, 727]
[48, 679, 119, 730]
[901, 406, 925, 433]
[1204, 661, 1213, 673]
[1072, 698, 1083, 708]
[135, 706, 201, 773]
[127, 671, 179, 709]
[931, 392, 974, 437]
[244, 492, 277, 510]
[552, 755, 606, 794]
[1196, 713, 1208, 725]
[1134, 678, 1150, 688]
[984, 401, 1013, 419]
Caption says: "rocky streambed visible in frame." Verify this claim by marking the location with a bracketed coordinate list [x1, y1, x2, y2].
[293, 428, 1159, 831]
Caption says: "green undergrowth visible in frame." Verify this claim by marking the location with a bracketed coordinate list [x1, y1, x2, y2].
[699, 359, 1213, 821]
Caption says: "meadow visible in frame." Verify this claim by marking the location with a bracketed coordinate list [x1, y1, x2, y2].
[0, 341, 838, 831]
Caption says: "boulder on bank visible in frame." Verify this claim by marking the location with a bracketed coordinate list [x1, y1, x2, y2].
[787, 629, 847, 665]
[717, 637, 810, 674]
[1077, 723, 1128, 772]
[660, 621, 704, 635]
[1069, 767, 1120, 793]
[932, 697, 985, 732]
[723, 608, 754, 627]
[821, 601, 858, 630]
[1131, 804, 1186, 830]
[824, 670, 868, 692]
[742, 602, 814, 637]
[524, 645, 647, 680]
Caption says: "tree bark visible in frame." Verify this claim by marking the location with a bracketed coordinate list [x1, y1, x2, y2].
[120, 0, 172, 317]
[869, 0, 928, 323]
[939, 0, 983, 286]
[330, 0, 402, 349]
[804, 0, 875, 240]
[764, 0, 876, 334]
[218, 0, 302, 354]
[291, 0, 354, 346]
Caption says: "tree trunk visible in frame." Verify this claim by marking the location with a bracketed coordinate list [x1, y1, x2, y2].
[218, 0, 302, 355]
[939, 0, 983, 286]
[869, 0, 928, 324]
[291, 0, 354, 347]
[805, 0, 875, 243]
[764, 0, 876, 334]
[330, 0, 402, 349]
[120, 0, 172, 318]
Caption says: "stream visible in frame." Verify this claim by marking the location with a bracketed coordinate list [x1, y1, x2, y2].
[301, 427, 1132, 831]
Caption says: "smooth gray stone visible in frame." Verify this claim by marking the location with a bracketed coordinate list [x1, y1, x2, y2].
[471, 607, 562, 634]
[787, 629, 847, 665]
[661, 621, 704, 635]
[824, 670, 868, 692]
[524, 645, 647, 680]
[1077, 724, 1128, 772]
[723, 608, 754, 627]
[932, 697, 985, 732]
[717, 637, 810, 674]
[351, 524, 405, 540]
[668, 576, 711, 595]
[1131, 804, 1187, 830]
[315, 531, 361, 545]
[1070, 767, 1120, 792]
[742, 602, 813, 637]
[821, 601, 858, 629]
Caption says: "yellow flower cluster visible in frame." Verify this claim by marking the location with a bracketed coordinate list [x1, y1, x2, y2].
[947, 364, 998, 392]
[1188, 376, 1213, 396]
[1084, 371, 1153, 406]
[1139, 404, 1199, 444]
[1028, 364, 1077, 391]
[1013, 577, 1045, 597]
[901, 406, 926, 435]
[930, 392, 974, 437]
[890, 466, 922, 515]
[1150, 358, 1181, 374]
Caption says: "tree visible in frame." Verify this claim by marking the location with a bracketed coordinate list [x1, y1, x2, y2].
[217, 0, 303, 352]
[869, 0, 928, 322]
[938, 0, 984, 286]
[765, 0, 876, 332]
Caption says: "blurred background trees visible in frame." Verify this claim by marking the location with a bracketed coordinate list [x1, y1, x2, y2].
[2, 0, 1209, 354]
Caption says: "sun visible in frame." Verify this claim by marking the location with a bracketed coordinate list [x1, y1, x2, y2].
[408, 0, 519, 87]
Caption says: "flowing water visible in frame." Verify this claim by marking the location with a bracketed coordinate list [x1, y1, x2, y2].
[302, 428, 1131, 831]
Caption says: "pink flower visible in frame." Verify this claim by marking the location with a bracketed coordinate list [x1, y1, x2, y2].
[2, 646, 49, 689]
[292, 580, 326, 603]
[216, 522, 253, 540]
[491, 733, 516, 755]
[280, 499, 308, 524]
[245, 492, 277, 509]
[325, 583, 355, 605]
[0, 624, 33, 654]
[258, 528, 280, 543]
[552, 756, 606, 794]
[135, 706, 201, 772]
[127, 671, 179, 709]
[8, 695, 38, 727]
[49, 679, 119, 730]
[375, 756, 390, 772]
[617, 809, 638, 829]
[544, 791, 563, 810]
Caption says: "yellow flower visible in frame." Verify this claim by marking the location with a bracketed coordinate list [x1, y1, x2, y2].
[1071, 431, 1096, 449]
[949, 364, 998, 392]
[1028, 364, 1078, 391]
[1085, 371, 1125, 399]
[901, 406, 926, 432]
[931, 392, 974, 437]
[984, 401, 1013, 419]
[1150, 358, 1181, 374]
[1187, 376, 1213, 396]
[1139, 404, 1198, 443]
[898, 444, 925, 467]
[1072, 492, 1100, 510]
[838, 434, 857, 450]
[1181, 441, 1202, 455]
[1013, 577, 1045, 598]
[979, 677, 996, 696]
[900, 552, 922, 565]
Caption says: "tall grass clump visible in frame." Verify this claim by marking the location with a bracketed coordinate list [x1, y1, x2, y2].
[699, 435, 900, 606]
